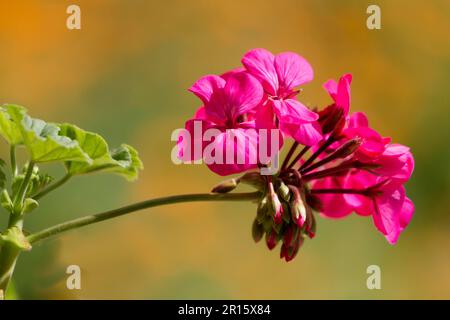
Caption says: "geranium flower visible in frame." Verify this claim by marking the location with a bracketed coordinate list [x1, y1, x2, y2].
[178, 71, 279, 176]
[242, 48, 322, 146]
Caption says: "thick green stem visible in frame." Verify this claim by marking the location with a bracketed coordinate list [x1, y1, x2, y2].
[0, 244, 21, 296]
[28, 191, 261, 245]
[33, 174, 72, 200]
[0, 161, 35, 298]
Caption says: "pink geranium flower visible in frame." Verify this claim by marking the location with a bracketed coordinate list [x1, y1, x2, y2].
[242, 48, 322, 146]
[343, 174, 414, 244]
[178, 71, 279, 176]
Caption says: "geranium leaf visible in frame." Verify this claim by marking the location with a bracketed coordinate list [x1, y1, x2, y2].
[0, 104, 25, 145]
[6, 106, 91, 164]
[59, 124, 143, 180]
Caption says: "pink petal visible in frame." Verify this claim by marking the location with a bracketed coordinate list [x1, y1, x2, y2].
[205, 128, 259, 176]
[343, 171, 376, 216]
[178, 116, 216, 162]
[335, 74, 352, 113]
[223, 72, 264, 119]
[312, 177, 353, 218]
[189, 75, 225, 106]
[220, 67, 246, 81]
[399, 196, 414, 230]
[274, 52, 313, 90]
[241, 48, 279, 95]
[323, 74, 352, 114]
[323, 79, 338, 98]
[348, 111, 369, 128]
[373, 185, 406, 244]
[290, 121, 323, 146]
[273, 99, 319, 122]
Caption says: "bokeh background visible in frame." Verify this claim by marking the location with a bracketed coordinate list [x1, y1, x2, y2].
[0, 0, 449, 299]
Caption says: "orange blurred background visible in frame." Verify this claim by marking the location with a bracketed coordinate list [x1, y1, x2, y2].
[0, 0, 449, 299]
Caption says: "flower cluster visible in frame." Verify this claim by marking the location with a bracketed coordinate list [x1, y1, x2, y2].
[179, 48, 414, 262]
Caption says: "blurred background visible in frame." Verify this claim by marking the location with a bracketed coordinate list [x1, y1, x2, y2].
[0, 0, 449, 299]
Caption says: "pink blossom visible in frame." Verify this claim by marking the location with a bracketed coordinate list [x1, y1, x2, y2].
[343, 174, 414, 244]
[242, 48, 322, 146]
[179, 71, 275, 176]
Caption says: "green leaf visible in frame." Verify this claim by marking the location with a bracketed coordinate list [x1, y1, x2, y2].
[0, 104, 25, 145]
[3, 105, 91, 163]
[59, 124, 143, 180]
[108, 144, 143, 181]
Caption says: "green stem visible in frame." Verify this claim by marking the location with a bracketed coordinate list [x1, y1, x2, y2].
[0, 244, 21, 297]
[10, 145, 17, 177]
[28, 191, 261, 245]
[33, 174, 72, 200]
[13, 161, 35, 209]
[0, 161, 36, 297]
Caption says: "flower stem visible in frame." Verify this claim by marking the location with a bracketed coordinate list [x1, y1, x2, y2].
[300, 137, 335, 171]
[13, 161, 35, 213]
[10, 145, 17, 177]
[0, 161, 36, 297]
[310, 188, 367, 195]
[302, 161, 356, 181]
[286, 146, 310, 170]
[281, 141, 298, 171]
[27, 191, 261, 245]
[33, 174, 72, 200]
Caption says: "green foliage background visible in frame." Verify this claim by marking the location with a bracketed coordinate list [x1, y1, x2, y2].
[0, 0, 449, 299]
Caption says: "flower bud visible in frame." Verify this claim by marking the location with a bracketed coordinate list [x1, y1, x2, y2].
[211, 178, 239, 193]
[277, 182, 290, 202]
[305, 210, 316, 239]
[281, 233, 303, 262]
[251, 219, 264, 243]
[268, 182, 283, 224]
[265, 229, 279, 250]
[288, 185, 307, 227]
[333, 137, 362, 159]
[256, 196, 269, 224]
[319, 104, 345, 135]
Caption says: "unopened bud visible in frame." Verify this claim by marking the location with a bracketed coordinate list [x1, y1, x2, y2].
[252, 219, 264, 243]
[281, 233, 303, 262]
[319, 104, 345, 135]
[305, 210, 316, 239]
[268, 183, 283, 224]
[277, 182, 290, 202]
[211, 178, 239, 193]
[265, 229, 279, 250]
[256, 196, 269, 224]
[334, 137, 362, 159]
[288, 185, 307, 227]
